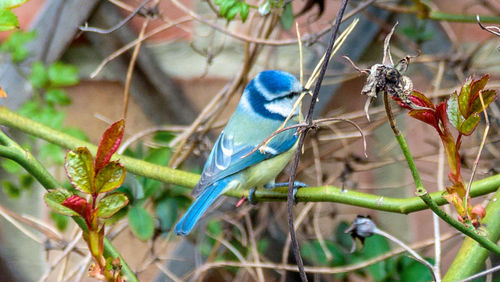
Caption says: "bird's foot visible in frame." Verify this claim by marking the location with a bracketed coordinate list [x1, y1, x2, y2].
[267, 181, 308, 205]
[247, 187, 258, 205]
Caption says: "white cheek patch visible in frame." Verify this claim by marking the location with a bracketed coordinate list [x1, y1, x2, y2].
[254, 75, 274, 100]
[239, 94, 253, 112]
[264, 98, 296, 117]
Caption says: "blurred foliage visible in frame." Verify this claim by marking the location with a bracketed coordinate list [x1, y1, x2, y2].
[0, 31, 87, 231]
[301, 221, 434, 281]
[115, 132, 192, 240]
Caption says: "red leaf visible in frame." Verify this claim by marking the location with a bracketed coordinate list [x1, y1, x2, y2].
[62, 195, 91, 223]
[95, 120, 125, 172]
[469, 74, 489, 101]
[408, 109, 439, 130]
[410, 90, 435, 109]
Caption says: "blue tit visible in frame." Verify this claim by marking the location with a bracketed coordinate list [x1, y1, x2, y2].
[174, 70, 305, 236]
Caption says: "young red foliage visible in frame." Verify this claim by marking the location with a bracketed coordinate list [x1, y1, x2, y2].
[395, 76, 497, 227]
[94, 119, 125, 173]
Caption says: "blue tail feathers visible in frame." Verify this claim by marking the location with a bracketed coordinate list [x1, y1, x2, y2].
[174, 180, 227, 236]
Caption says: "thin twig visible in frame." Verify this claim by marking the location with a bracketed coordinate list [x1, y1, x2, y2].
[464, 91, 490, 209]
[285, 1, 352, 274]
[463, 263, 500, 282]
[242, 117, 366, 160]
[90, 17, 192, 78]
[171, 0, 370, 46]
[432, 60, 445, 280]
[244, 214, 265, 282]
[310, 138, 332, 261]
[195, 231, 459, 275]
[123, 18, 150, 119]
[280, 202, 315, 282]
[0, 204, 43, 244]
[41, 231, 83, 281]
[154, 261, 182, 282]
[374, 228, 438, 281]
[80, 0, 152, 34]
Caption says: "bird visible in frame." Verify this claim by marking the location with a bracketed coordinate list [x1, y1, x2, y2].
[174, 70, 306, 236]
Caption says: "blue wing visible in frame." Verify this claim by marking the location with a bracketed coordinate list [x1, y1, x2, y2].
[192, 127, 298, 197]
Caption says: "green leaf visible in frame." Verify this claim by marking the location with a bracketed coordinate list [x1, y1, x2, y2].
[95, 119, 125, 172]
[470, 89, 497, 114]
[0, 0, 28, 9]
[50, 211, 69, 231]
[97, 193, 129, 218]
[64, 127, 88, 141]
[240, 2, 249, 22]
[257, 238, 269, 253]
[226, 4, 239, 20]
[65, 147, 95, 194]
[94, 161, 126, 193]
[29, 61, 48, 88]
[40, 143, 64, 164]
[144, 147, 171, 165]
[155, 198, 177, 231]
[207, 219, 223, 236]
[1, 159, 22, 173]
[335, 221, 354, 251]
[219, 0, 236, 16]
[45, 89, 71, 106]
[128, 205, 154, 241]
[48, 62, 79, 87]
[19, 174, 34, 189]
[362, 235, 391, 281]
[469, 74, 489, 99]
[44, 189, 79, 216]
[0, 9, 18, 31]
[400, 259, 434, 281]
[2, 180, 21, 198]
[0, 30, 36, 62]
[153, 131, 175, 143]
[401, 26, 433, 42]
[446, 92, 463, 130]
[458, 77, 472, 117]
[301, 240, 345, 266]
[18, 100, 41, 119]
[279, 3, 294, 30]
[459, 113, 480, 136]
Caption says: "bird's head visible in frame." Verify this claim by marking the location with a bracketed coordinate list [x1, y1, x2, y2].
[240, 70, 305, 120]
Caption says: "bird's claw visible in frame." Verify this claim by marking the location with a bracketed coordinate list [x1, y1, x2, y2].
[270, 181, 308, 205]
[247, 187, 258, 205]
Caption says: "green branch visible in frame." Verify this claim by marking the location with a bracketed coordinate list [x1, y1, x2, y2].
[1, 107, 499, 214]
[0, 128, 138, 282]
[443, 188, 500, 281]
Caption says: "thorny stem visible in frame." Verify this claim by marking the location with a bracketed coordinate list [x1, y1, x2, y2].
[0, 129, 138, 282]
[286, 0, 349, 280]
[382, 93, 500, 256]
